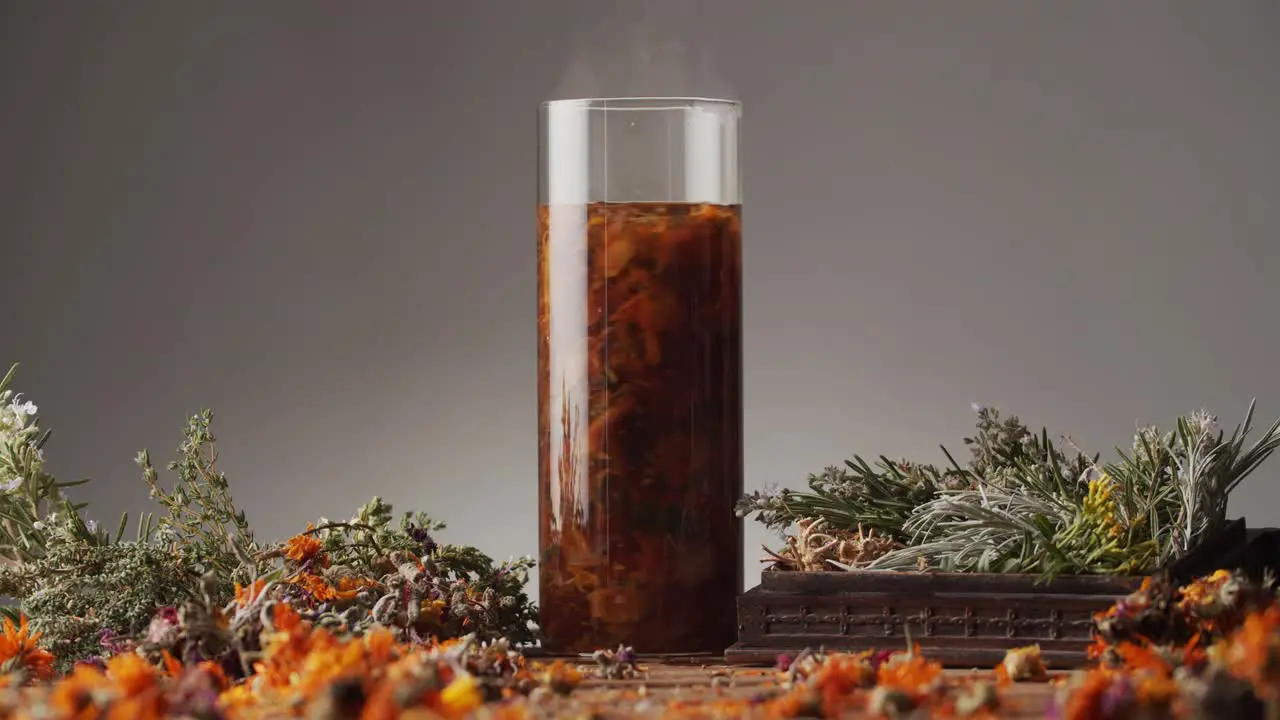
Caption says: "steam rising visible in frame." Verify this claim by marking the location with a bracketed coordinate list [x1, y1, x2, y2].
[552, 5, 735, 101]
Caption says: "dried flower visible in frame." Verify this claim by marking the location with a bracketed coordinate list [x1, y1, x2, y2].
[0, 614, 55, 684]
[997, 644, 1048, 683]
[586, 645, 640, 680]
[283, 528, 324, 565]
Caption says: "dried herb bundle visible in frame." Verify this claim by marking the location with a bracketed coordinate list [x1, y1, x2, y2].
[742, 404, 1280, 579]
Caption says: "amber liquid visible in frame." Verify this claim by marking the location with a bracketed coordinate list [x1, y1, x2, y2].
[536, 202, 744, 654]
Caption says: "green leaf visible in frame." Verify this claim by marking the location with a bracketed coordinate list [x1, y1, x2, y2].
[0, 363, 17, 394]
[0, 509, 35, 531]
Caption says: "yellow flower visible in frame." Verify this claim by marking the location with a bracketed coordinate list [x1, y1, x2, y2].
[438, 672, 484, 717]
[418, 599, 448, 629]
[1082, 473, 1125, 541]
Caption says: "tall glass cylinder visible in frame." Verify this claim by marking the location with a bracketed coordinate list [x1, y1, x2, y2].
[537, 98, 743, 654]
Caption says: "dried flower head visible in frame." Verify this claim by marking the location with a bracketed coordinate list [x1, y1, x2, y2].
[0, 614, 54, 684]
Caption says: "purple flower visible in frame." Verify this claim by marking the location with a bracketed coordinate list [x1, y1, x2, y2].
[775, 653, 793, 671]
[615, 646, 637, 665]
[76, 655, 107, 671]
[98, 627, 130, 655]
[408, 525, 438, 556]
[870, 649, 896, 671]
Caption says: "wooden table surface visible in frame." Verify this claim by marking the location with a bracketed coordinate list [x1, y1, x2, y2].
[538, 656, 1061, 718]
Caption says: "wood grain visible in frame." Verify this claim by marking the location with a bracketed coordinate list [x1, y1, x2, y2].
[539, 657, 1060, 718]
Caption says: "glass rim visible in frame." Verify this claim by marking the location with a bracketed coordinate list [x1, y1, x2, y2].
[541, 97, 740, 111]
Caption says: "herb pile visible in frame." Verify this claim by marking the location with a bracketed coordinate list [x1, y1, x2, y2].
[7, 361, 1280, 718]
[738, 403, 1280, 579]
[0, 363, 537, 675]
[1051, 569, 1280, 719]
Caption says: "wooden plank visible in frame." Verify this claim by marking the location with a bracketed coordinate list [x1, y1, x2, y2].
[725, 639, 1088, 669]
[546, 658, 1059, 718]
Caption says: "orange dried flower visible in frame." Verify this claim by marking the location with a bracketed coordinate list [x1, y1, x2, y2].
[106, 651, 163, 698]
[1085, 635, 1112, 662]
[233, 579, 268, 608]
[99, 652, 168, 720]
[283, 526, 325, 564]
[876, 648, 944, 695]
[0, 613, 55, 683]
[1111, 641, 1174, 677]
[159, 650, 183, 678]
[48, 664, 112, 719]
[1058, 666, 1122, 720]
[533, 659, 583, 693]
[1217, 604, 1280, 696]
[198, 660, 229, 691]
[290, 573, 380, 603]
[807, 652, 876, 715]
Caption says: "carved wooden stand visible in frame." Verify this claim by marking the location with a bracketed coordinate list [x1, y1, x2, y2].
[726, 519, 1260, 669]
[726, 569, 1140, 668]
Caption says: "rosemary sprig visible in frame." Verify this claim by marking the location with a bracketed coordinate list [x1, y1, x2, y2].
[747, 403, 1280, 581]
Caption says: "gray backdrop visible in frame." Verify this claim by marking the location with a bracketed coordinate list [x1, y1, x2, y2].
[3, 1, 1279, 600]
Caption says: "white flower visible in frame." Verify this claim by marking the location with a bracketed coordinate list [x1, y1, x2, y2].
[971, 402, 986, 413]
[1188, 409, 1218, 438]
[86, 519, 99, 533]
[0, 477, 21, 492]
[8, 396, 36, 417]
[32, 521, 44, 530]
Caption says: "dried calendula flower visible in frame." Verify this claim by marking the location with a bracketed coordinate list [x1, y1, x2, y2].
[535, 660, 582, 695]
[997, 644, 1048, 683]
[283, 526, 325, 565]
[0, 614, 55, 684]
[876, 647, 944, 696]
